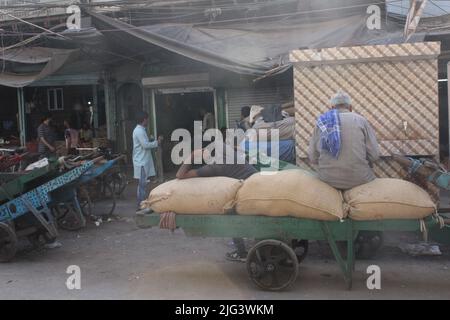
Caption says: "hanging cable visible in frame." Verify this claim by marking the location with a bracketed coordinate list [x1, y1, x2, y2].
[428, 0, 449, 15]
[0, 9, 68, 39]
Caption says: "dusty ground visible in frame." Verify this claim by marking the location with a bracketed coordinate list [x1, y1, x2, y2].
[1, 181, 450, 300]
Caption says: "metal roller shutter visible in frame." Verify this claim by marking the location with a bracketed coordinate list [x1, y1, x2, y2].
[226, 86, 293, 128]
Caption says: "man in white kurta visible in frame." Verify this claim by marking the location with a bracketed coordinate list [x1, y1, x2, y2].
[133, 111, 160, 208]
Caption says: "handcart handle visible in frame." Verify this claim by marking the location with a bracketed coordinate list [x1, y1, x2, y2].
[391, 154, 436, 177]
[114, 154, 126, 162]
[76, 147, 99, 151]
[97, 154, 126, 164]
[91, 155, 105, 164]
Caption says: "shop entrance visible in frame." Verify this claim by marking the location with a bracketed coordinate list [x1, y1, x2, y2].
[0, 86, 19, 146]
[154, 89, 216, 172]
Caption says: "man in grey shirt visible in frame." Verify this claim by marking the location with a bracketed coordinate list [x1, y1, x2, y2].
[308, 91, 380, 190]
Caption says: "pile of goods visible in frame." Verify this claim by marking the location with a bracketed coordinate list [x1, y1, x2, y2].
[234, 170, 344, 221]
[141, 177, 243, 214]
[343, 178, 436, 220]
[141, 169, 437, 221]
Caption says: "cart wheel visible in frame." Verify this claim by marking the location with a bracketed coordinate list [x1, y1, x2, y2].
[246, 239, 299, 291]
[110, 171, 127, 196]
[53, 203, 86, 231]
[92, 182, 116, 218]
[0, 222, 18, 262]
[77, 187, 93, 217]
[355, 231, 383, 260]
[291, 239, 309, 263]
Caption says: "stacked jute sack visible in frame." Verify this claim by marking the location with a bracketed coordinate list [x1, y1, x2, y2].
[141, 169, 436, 221]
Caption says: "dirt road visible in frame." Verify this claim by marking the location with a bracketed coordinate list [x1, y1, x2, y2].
[1, 184, 450, 300]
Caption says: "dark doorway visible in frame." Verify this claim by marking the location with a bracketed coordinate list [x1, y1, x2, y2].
[0, 86, 19, 144]
[155, 91, 215, 172]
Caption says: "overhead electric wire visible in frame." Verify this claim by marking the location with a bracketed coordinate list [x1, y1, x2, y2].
[429, 0, 450, 14]
[0, 22, 66, 52]
[0, 8, 68, 39]
[0, 0, 394, 36]
[3, 0, 445, 54]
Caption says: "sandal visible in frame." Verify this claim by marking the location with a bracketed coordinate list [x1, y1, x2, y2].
[225, 250, 247, 263]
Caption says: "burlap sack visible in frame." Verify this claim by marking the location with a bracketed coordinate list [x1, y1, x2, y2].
[344, 178, 436, 220]
[141, 177, 243, 214]
[234, 169, 345, 220]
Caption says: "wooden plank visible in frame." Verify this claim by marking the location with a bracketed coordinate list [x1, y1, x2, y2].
[142, 73, 209, 88]
[290, 42, 440, 63]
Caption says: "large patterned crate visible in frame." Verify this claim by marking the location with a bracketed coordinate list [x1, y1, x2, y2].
[290, 42, 441, 200]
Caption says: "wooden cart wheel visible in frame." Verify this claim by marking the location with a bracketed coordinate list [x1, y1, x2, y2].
[0, 222, 18, 262]
[246, 239, 299, 291]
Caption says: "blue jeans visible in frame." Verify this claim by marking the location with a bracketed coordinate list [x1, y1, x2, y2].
[137, 167, 148, 208]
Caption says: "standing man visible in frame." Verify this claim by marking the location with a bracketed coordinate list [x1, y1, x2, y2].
[37, 113, 56, 159]
[64, 120, 79, 155]
[308, 91, 380, 190]
[133, 111, 162, 208]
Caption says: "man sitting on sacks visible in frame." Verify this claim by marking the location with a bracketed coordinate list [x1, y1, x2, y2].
[176, 131, 257, 263]
[246, 105, 295, 142]
[308, 91, 380, 190]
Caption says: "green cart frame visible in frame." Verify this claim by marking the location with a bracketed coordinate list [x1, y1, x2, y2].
[136, 211, 441, 291]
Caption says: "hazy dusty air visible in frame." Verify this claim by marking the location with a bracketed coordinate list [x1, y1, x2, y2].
[1, 0, 450, 307]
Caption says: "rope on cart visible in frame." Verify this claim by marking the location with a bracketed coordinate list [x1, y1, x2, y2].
[159, 212, 176, 232]
[434, 212, 446, 229]
[420, 219, 428, 242]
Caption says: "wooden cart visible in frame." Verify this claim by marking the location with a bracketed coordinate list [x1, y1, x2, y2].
[136, 211, 441, 291]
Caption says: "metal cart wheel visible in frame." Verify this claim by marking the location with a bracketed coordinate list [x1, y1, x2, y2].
[94, 180, 116, 218]
[53, 201, 86, 231]
[355, 231, 383, 260]
[0, 222, 18, 262]
[291, 239, 309, 263]
[89, 178, 116, 219]
[110, 170, 127, 196]
[246, 239, 299, 291]
[77, 187, 93, 217]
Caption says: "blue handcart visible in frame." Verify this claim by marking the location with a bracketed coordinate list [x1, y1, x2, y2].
[51, 155, 126, 231]
[0, 161, 94, 262]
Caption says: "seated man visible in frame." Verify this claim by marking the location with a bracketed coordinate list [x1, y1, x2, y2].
[308, 91, 380, 190]
[176, 138, 257, 262]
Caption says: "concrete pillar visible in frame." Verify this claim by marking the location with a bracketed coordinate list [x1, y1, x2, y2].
[17, 87, 26, 146]
[92, 84, 98, 129]
[104, 79, 116, 141]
